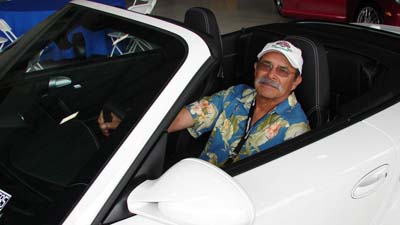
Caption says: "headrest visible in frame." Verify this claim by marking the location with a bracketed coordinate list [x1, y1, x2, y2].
[284, 36, 330, 128]
[184, 7, 220, 40]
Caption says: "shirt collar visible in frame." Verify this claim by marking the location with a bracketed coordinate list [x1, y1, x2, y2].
[275, 92, 298, 115]
[248, 90, 298, 115]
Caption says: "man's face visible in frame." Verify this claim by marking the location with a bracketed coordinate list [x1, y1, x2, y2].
[254, 52, 302, 103]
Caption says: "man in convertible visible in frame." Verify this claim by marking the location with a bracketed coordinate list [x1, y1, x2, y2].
[99, 40, 310, 167]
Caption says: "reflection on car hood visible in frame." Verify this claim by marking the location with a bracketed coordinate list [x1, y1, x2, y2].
[353, 23, 400, 35]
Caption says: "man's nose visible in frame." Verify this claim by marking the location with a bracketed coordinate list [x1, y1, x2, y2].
[265, 67, 278, 80]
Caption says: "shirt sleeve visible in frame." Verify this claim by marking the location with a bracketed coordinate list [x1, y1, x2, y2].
[283, 122, 310, 140]
[185, 86, 236, 138]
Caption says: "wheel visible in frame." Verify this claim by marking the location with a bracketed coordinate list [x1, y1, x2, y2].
[355, 3, 383, 24]
[274, 0, 283, 16]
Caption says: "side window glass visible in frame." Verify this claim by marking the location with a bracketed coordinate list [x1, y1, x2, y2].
[107, 31, 155, 57]
[24, 9, 157, 73]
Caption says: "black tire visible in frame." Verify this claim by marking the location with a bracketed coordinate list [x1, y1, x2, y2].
[355, 2, 383, 24]
[274, 0, 283, 16]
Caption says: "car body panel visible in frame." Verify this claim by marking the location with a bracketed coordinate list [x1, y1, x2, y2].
[380, 185, 400, 225]
[59, 1, 211, 225]
[283, 0, 347, 22]
[114, 109, 400, 225]
[113, 104, 400, 225]
[363, 102, 400, 225]
[113, 216, 163, 225]
[234, 103, 400, 225]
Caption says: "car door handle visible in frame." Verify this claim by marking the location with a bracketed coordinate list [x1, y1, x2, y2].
[351, 164, 388, 199]
[48, 76, 72, 89]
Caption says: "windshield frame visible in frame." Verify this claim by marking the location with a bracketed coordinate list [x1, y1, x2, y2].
[63, 1, 211, 225]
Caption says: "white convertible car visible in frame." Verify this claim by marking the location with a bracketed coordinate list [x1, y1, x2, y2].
[0, 1, 400, 225]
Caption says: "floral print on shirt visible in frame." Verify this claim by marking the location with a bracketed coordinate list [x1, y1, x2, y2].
[186, 84, 310, 167]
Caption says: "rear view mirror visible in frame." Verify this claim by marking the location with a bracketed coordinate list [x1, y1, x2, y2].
[127, 158, 255, 225]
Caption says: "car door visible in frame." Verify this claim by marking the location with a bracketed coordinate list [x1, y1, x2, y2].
[105, 105, 400, 225]
[284, 0, 348, 22]
[233, 103, 400, 225]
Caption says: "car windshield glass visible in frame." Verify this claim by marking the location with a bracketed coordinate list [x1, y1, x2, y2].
[0, 5, 185, 225]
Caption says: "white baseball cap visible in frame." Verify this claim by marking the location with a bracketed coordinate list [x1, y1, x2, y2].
[257, 40, 303, 74]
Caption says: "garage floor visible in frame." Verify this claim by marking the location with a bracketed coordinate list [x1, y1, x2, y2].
[127, 0, 291, 34]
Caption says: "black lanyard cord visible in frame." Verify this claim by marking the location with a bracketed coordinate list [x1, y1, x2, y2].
[223, 99, 256, 167]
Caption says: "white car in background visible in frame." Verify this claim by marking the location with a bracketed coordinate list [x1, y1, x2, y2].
[0, 1, 400, 225]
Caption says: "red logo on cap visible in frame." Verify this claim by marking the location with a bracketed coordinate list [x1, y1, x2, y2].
[273, 41, 292, 52]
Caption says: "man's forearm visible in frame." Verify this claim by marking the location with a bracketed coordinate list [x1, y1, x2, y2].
[167, 108, 194, 133]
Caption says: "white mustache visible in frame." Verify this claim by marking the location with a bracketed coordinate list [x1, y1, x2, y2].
[255, 77, 282, 92]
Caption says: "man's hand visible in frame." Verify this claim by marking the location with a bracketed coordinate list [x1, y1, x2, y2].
[98, 110, 122, 137]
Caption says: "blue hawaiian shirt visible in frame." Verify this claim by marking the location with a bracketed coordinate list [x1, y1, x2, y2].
[186, 84, 310, 167]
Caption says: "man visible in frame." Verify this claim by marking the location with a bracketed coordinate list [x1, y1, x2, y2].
[99, 40, 310, 167]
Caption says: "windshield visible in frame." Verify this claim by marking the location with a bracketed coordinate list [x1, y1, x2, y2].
[0, 5, 185, 225]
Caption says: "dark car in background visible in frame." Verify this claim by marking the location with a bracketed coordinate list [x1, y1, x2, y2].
[274, 0, 400, 25]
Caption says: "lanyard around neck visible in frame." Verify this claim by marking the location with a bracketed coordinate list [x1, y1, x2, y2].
[243, 98, 256, 138]
[223, 98, 256, 167]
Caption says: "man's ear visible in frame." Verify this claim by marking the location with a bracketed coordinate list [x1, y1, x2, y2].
[291, 75, 302, 91]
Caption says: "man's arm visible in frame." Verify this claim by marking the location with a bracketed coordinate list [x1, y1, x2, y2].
[98, 107, 193, 136]
[167, 108, 194, 133]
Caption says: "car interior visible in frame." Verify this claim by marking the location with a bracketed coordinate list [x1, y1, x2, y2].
[165, 13, 400, 175]
[211, 21, 400, 174]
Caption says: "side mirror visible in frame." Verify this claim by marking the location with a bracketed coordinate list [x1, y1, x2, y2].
[127, 158, 255, 225]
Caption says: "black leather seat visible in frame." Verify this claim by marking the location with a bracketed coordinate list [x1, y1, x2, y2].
[166, 7, 224, 168]
[184, 7, 223, 96]
[284, 35, 330, 128]
[184, 7, 222, 42]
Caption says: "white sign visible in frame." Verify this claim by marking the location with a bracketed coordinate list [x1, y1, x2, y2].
[0, 189, 11, 212]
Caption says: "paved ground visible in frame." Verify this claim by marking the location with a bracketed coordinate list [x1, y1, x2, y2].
[126, 0, 291, 34]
